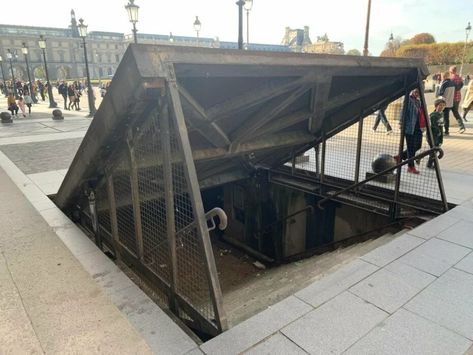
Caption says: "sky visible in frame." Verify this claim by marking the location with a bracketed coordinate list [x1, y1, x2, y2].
[0, 0, 471, 55]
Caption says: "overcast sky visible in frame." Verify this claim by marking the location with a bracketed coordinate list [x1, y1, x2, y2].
[0, 0, 470, 55]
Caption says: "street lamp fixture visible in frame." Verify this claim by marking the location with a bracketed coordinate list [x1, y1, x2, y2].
[193, 16, 201, 44]
[460, 21, 472, 77]
[125, 0, 139, 44]
[236, 0, 245, 50]
[78, 18, 97, 117]
[6, 49, 18, 98]
[244, 0, 253, 48]
[38, 35, 57, 108]
[0, 55, 7, 97]
[363, 0, 372, 56]
[77, 19, 96, 114]
[22, 42, 37, 103]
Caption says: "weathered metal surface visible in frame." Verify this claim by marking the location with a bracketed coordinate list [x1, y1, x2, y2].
[54, 44, 434, 336]
[56, 44, 427, 209]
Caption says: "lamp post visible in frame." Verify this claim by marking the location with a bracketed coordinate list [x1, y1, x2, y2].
[21, 42, 37, 103]
[244, 0, 253, 48]
[193, 16, 201, 45]
[389, 32, 394, 56]
[460, 21, 472, 77]
[6, 49, 18, 98]
[0, 56, 7, 97]
[125, 0, 139, 44]
[236, 0, 244, 49]
[38, 36, 57, 108]
[363, 0, 372, 56]
[78, 18, 96, 117]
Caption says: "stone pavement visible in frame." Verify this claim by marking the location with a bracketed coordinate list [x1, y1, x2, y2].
[1, 92, 473, 354]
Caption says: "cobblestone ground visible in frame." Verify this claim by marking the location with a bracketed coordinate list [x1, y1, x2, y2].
[0, 138, 83, 174]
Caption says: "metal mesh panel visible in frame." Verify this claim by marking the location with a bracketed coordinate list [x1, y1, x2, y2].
[169, 116, 215, 321]
[134, 114, 172, 288]
[96, 183, 113, 248]
[291, 93, 445, 214]
[113, 171, 138, 256]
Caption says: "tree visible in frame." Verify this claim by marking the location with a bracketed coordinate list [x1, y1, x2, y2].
[346, 49, 361, 56]
[409, 33, 436, 45]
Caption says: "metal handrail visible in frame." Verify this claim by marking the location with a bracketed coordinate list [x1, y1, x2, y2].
[317, 147, 443, 209]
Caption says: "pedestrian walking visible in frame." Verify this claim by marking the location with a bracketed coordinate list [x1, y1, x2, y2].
[394, 89, 426, 174]
[17, 96, 27, 118]
[427, 98, 446, 169]
[58, 81, 68, 110]
[449, 66, 466, 133]
[462, 80, 473, 121]
[24, 93, 33, 115]
[438, 71, 457, 135]
[372, 105, 393, 134]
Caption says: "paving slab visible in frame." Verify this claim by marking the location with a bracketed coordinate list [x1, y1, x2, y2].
[244, 333, 307, 355]
[397, 237, 471, 276]
[0, 254, 44, 354]
[437, 220, 473, 249]
[455, 252, 473, 275]
[281, 292, 388, 354]
[349, 263, 435, 313]
[408, 213, 459, 239]
[295, 259, 378, 308]
[200, 296, 312, 355]
[345, 308, 471, 355]
[360, 233, 425, 267]
[405, 268, 473, 340]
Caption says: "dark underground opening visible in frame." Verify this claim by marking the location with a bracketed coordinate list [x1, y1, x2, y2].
[66, 171, 439, 342]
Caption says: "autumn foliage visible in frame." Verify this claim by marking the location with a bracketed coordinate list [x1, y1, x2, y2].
[380, 32, 472, 65]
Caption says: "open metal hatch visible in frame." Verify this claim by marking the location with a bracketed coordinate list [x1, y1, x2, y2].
[55, 44, 444, 336]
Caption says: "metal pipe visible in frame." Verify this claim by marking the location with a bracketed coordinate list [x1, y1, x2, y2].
[363, 0, 372, 56]
[236, 0, 244, 50]
[41, 48, 57, 108]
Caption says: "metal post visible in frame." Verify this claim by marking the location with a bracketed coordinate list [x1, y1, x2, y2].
[132, 22, 138, 44]
[160, 97, 178, 313]
[41, 48, 57, 108]
[363, 0, 372, 56]
[82, 37, 97, 117]
[127, 133, 145, 262]
[460, 22, 471, 77]
[236, 0, 244, 50]
[417, 72, 449, 212]
[23, 50, 37, 103]
[106, 174, 121, 261]
[0, 60, 7, 97]
[246, 9, 250, 47]
[166, 64, 228, 332]
[8, 56, 18, 98]
[88, 190, 102, 249]
[354, 117, 364, 184]
[393, 79, 410, 219]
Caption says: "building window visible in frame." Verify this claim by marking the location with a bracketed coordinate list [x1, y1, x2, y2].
[115, 54, 120, 62]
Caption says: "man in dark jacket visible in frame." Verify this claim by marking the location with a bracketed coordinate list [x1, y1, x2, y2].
[58, 82, 68, 110]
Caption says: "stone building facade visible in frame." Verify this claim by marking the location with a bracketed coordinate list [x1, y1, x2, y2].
[0, 14, 344, 82]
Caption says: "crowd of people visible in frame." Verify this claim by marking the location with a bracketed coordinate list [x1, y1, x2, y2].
[373, 66, 471, 175]
[1, 79, 104, 117]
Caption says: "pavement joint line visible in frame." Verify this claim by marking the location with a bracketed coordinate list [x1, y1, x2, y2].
[399, 305, 473, 343]
[0, 251, 47, 354]
[0, 131, 87, 146]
